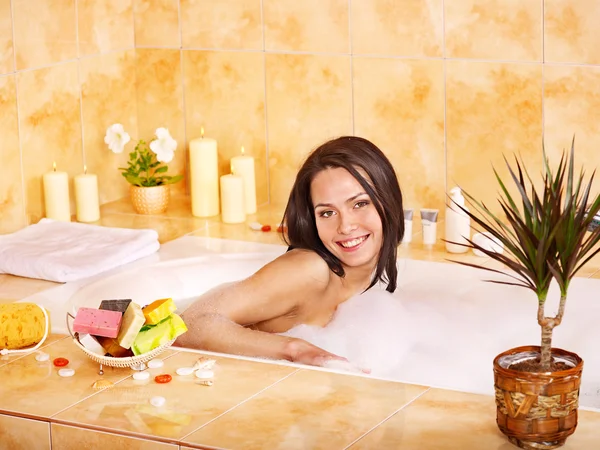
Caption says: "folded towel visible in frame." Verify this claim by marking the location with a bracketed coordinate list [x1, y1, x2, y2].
[0, 219, 160, 282]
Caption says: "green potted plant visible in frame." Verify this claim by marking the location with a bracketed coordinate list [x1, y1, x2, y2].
[105, 124, 183, 214]
[448, 140, 600, 449]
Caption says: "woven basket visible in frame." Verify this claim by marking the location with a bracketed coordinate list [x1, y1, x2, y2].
[130, 184, 169, 215]
[493, 346, 583, 450]
[66, 313, 175, 371]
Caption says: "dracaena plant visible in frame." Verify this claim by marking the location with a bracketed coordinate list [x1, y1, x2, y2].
[105, 124, 183, 187]
[449, 139, 600, 371]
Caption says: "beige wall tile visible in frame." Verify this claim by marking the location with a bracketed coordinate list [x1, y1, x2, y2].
[51, 424, 177, 449]
[353, 57, 445, 217]
[0, 75, 25, 233]
[445, 0, 542, 62]
[78, 0, 134, 56]
[351, 0, 443, 57]
[544, 64, 600, 198]
[80, 50, 138, 205]
[264, 0, 349, 53]
[446, 61, 543, 215]
[181, 0, 262, 50]
[350, 389, 506, 449]
[17, 63, 82, 224]
[182, 50, 267, 204]
[12, 0, 77, 70]
[134, 0, 180, 48]
[266, 53, 352, 204]
[136, 48, 186, 193]
[0, 414, 50, 450]
[0, 0, 14, 74]
[545, 0, 600, 65]
[183, 369, 428, 449]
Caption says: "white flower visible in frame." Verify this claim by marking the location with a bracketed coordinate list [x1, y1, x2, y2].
[149, 127, 177, 163]
[104, 123, 131, 154]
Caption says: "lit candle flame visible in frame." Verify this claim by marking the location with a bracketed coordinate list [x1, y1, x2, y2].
[53, 162, 56, 172]
[241, 146, 245, 155]
[201, 127, 204, 138]
[84, 165, 87, 175]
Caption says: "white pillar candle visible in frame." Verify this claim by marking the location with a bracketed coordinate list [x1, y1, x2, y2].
[43, 162, 71, 222]
[189, 128, 220, 217]
[230, 146, 256, 214]
[220, 173, 245, 224]
[74, 166, 100, 223]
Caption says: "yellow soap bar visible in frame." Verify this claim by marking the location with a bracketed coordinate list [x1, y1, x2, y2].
[142, 298, 176, 325]
[0, 303, 50, 350]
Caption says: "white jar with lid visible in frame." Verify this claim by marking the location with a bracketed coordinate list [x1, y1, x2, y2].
[445, 187, 470, 253]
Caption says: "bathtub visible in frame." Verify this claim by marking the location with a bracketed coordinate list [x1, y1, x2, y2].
[21, 235, 600, 410]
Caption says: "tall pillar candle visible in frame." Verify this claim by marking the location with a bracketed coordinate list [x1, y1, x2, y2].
[220, 173, 245, 224]
[189, 129, 219, 217]
[230, 147, 256, 214]
[74, 166, 100, 222]
[43, 163, 71, 221]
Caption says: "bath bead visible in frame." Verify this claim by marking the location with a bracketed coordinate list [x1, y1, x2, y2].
[155, 374, 172, 384]
[192, 357, 216, 371]
[195, 369, 214, 379]
[248, 222, 262, 231]
[147, 358, 164, 369]
[131, 362, 147, 371]
[197, 380, 214, 387]
[92, 379, 114, 390]
[58, 368, 75, 377]
[176, 367, 194, 376]
[35, 352, 50, 362]
[53, 357, 69, 367]
[261, 225, 271, 232]
[72, 307, 122, 338]
[133, 370, 150, 381]
[150, 396, 166, 407]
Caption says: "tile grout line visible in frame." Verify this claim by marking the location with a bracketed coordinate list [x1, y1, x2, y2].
[176, 0, 190, 196]
[9, 0, 27, 227]
[442, 0, 448, 199]
[260, 0, 271, 204]
[74, 0, 86, 170]
[342, 387, 432, 449]
[178, 368, 302, 442]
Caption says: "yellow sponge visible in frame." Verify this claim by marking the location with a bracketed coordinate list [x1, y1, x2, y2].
[142, 298, 176, 325]
[0, 303, 50, 350]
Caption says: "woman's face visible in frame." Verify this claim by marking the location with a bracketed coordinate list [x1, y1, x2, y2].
[310, 167, 383, 271]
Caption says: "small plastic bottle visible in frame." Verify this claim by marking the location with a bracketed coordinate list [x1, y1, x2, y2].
[445, 187, 470, 253]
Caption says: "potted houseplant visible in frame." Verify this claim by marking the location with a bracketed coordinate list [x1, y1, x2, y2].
[448, 140, 600, 449]
[105, 124, 183, 214]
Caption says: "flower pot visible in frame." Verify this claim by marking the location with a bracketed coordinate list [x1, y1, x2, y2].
[129, 185, 170, 215]
[493, 345, 583, 450]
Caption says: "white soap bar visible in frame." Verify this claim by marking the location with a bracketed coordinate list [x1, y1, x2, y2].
[58, 368, 75, 377]
[147, 358, 164, 369]
[150, 396, 166, 407]
[35, 352, 50, 362]
[133, 371, 150, 381]
[195, 369, 214, 379]
[176, 367, 194, 376]
[117, 302, 146, 349]
[79, 334, 105, 355]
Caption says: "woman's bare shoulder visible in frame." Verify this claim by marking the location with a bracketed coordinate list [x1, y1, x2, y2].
[254, 248, 331, 287]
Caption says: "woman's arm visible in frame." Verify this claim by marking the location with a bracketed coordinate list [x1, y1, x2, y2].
[176, 250, 346, 365]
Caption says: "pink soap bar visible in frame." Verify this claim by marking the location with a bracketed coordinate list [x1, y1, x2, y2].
[73, 307, 122, 338]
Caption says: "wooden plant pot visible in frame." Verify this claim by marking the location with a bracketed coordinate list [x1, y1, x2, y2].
[130, 185, 170, 215]
[493, 346, 583, 450]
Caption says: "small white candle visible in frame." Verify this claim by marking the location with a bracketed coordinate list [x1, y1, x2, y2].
[43, 162, 71, 222]
[220, 173, 245, 224]
[230, 146, 256, 214]
[189, 127, 220, 217]
[74, 166, 100, 222]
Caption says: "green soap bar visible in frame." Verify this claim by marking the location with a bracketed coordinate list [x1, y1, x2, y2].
[131, 314, 187, 356]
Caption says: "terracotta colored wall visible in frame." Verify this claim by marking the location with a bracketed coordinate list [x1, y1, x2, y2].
[1, 0, 599, 233]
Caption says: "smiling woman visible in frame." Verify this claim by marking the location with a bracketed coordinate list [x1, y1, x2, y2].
[176, 136, 404, 370]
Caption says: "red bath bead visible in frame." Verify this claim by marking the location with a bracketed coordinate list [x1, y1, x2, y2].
[261, 225, 271, 232]
[277, 225, 287, 233]
[155, 374, 172, 384]
[53, 357, 69, 367]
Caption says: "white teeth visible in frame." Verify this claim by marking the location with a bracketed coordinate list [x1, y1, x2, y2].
[340, 236, 366, 248]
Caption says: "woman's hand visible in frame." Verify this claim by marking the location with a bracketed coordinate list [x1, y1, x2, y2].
[285, 338, 347, 367]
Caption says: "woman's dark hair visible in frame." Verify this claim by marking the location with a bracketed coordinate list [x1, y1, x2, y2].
[282, 136, 404, 293]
